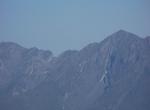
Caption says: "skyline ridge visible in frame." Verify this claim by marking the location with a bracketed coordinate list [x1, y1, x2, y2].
[0, 30, 148, 56]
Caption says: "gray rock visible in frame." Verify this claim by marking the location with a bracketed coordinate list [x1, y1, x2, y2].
[0, 30, 150, 110]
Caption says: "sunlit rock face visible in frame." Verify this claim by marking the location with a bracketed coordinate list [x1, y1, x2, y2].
[0, 30, 150, 110]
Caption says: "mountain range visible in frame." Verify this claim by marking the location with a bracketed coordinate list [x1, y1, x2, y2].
[0, 30, 150, 110]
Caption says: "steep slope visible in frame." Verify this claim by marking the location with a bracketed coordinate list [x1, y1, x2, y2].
[0, 30, 150, 110]
[85, 30, 150, 110]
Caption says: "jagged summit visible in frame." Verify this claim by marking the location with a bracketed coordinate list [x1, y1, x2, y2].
[115, 29, 131, 34]
[109, 29, 141, 41]
[98, 30, 143, 52]
[113, 29, 135, 35]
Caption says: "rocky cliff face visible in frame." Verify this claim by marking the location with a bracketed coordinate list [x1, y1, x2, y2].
[0, 30, 150, 110]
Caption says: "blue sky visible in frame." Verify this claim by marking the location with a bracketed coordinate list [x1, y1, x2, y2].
[0, 0, 150, 55]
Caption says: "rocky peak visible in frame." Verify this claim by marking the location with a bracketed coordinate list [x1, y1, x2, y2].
[106, 30, 141, 44]
[99, 30, 143, 57]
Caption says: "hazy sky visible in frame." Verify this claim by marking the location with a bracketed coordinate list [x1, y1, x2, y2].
[0, 0, 150, 55]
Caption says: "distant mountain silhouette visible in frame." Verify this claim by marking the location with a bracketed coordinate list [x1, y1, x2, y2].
[0, 30, 150, 110]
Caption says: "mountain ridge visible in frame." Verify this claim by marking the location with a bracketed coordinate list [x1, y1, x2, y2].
[0, 30, 146, 57]
[0, 30, 150, 110]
